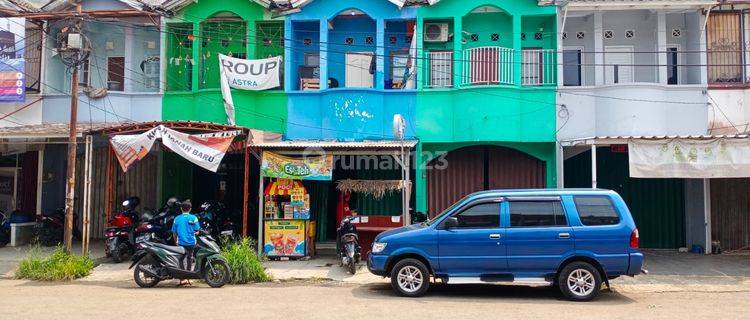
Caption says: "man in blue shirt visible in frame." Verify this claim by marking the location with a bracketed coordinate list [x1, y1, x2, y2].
[171, 200, 200, 278]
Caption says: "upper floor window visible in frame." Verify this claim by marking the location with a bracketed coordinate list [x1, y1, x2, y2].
[707, 12, 744, 84]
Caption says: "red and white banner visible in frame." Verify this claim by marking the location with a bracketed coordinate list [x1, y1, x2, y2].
[110, 125, 242, 172]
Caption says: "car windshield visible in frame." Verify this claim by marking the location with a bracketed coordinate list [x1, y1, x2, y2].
[425, 195, 472, 226]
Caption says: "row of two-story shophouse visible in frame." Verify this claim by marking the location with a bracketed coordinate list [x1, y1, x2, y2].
[0, 0, 749, 255]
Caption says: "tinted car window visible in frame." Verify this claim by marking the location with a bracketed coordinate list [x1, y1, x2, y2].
[574, 196, 621, 226]
[453, 202, 500, 228]
[509, 201, 567, 227]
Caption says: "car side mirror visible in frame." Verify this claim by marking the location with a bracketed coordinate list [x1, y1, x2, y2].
[443, 216, 458, 229]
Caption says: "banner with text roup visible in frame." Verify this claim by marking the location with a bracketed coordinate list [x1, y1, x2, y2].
[110, 125, 242, 173]
[629, 138, 750, 178]
[219, 54, 282, 125]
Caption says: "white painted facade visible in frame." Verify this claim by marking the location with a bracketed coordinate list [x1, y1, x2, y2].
[556, 6, 712, 141]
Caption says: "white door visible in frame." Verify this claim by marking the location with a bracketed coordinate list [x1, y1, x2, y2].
[604, 46, 634, 84]
[345, 52, 374, 88]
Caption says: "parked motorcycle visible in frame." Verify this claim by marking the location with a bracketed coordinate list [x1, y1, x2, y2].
[105, 197, 141, 263]
[197, 201, 238, 245]
[336, 216, 361, 274]
[129, 231, 231, 288]
[35, 208, 81, 246]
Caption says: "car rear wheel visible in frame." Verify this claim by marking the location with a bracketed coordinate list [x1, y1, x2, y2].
[390, 258, 430, 297]
[558, 262, 602, 301]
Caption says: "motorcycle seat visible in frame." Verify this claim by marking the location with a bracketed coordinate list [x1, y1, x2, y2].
[150, 242, 185, 254]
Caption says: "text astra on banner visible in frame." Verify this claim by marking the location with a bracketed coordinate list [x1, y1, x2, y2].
[219, 54, 282, 125]
[110, 125, 242, 173]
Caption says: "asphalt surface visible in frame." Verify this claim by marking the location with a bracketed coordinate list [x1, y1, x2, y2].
[1, 279, 748, 320]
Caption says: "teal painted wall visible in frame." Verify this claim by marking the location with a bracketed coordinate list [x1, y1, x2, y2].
[413, 1, 558, 212]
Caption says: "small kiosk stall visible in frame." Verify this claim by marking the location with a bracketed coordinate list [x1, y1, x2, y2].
[255, 140, 417, 261]
[262, 179, 315, 258]
[260, 152, 332, 259]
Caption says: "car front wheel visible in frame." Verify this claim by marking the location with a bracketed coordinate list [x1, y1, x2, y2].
[390, 258, 430, 297]
[558, 261, 602, 301]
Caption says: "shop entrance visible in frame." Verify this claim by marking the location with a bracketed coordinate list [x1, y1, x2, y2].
[426, 145, 547, 215]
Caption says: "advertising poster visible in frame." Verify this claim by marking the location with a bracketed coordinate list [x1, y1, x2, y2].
[261, 151, 333, 181]
[0, 18, 25, 102]
[264, 220, 306, 257]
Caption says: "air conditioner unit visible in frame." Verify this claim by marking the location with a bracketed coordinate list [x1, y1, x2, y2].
[424, 23, 449, 42]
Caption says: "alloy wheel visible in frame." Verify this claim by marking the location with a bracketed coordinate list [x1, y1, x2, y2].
[397, 266, 423, 293]
[566, 269, 595, 297]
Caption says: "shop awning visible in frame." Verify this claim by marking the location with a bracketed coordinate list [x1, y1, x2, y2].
[561, 135, 750, 179]
[0, 122, 111, 139]
[254, 140, 418, 149]
[560, 135, 750, 147]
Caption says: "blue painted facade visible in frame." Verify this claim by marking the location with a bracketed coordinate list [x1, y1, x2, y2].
[284, 0, 417, 140]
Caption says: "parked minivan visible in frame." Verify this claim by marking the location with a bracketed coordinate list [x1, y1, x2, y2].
[367, 189, 644, 301]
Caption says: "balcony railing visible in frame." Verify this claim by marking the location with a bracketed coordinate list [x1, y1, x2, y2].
[461, 46, 515, 86]
[426, 47, 556, 88]
[521, 49, 556, 86]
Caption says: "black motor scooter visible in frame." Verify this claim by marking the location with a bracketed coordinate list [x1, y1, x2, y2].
[336, 216, 361, 274]
[129, 231, 231, 288]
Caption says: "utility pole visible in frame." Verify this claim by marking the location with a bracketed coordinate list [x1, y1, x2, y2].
[63, 2, 83, 253]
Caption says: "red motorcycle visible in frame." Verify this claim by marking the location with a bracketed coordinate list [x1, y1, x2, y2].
[105, 196, 140, 263]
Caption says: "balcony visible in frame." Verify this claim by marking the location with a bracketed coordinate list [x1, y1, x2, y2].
[425, 46, 556, 88]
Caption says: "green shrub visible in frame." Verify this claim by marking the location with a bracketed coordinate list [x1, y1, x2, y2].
[15, 246, 94, 281]
[221, 238, 271, 284]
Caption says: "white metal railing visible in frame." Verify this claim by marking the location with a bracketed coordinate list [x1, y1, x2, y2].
[461, 46, 514, 86]
[521, 49, 556, 86]
[428, 51, 453, 88]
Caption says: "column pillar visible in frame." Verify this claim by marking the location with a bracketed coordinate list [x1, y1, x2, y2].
[284, 19, 293, 90]
[415, 142, 428, 214]
[657, 12, 668, 84]
[124, 25, 134, 91]
[453, 16, 463, 88]
[376, 18, 385, 89]
[416, 16, 424, 90]
[556, 142, 565, 188]
[513, 14, 522, 86]
[594, 12, 604, 85]
[591, 145, 597, 188]
[191, 21, 200, 92]
[319, 19, 329, 90]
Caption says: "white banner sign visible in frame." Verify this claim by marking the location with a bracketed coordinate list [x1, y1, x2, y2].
[110, 125, 242, 173]
[219, 54, 282, 125]
[629, 139, 750, 178]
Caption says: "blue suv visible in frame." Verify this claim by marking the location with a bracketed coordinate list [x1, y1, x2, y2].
[367, 189, 644, 301]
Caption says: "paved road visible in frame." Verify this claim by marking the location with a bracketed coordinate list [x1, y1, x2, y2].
[1, 279, 748, 320]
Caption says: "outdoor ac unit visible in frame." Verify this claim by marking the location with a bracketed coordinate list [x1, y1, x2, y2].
[424, 23, 449, 42]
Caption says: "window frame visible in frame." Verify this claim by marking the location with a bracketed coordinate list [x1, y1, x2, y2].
[440, 199, 502, 230]
[507, 198, 569, 228]
[572, 195, 622, 226]
[563, 46, 584, 86]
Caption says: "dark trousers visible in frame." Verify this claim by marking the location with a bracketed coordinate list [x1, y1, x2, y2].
[182, 245, 195, 271]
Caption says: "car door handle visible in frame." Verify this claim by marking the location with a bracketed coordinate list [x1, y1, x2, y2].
[558, 232, 571, 239]
[489, 234, 501, 239]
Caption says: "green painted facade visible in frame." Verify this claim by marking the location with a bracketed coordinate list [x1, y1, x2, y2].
[161, 0, 287, 133]
[414, 0, 558, 213]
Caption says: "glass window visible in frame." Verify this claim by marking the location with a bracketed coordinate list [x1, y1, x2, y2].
[509, 201, 567, 227]
[574, 196, 621, 226]
[667, 47, 678, 85]
[563, 49, 582, 86]
[452, 202, 500, 229]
